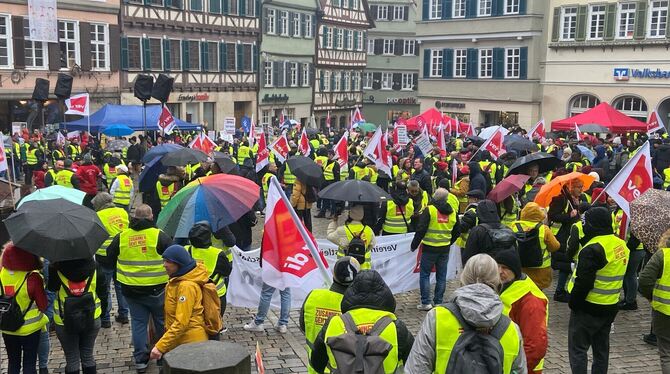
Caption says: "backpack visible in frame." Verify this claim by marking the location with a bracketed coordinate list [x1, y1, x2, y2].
[481, 223, 518, 253]
[514, 223, 544, 268]
[0, 273, 32, 332]
[58, 275, 96, 334]
[442, 303, 512, 374]
[345, 224, 368, 266]
[326, 313, 394, 374]
[200, 280, 223, 336]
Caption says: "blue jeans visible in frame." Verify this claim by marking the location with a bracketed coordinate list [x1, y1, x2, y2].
[556, 270, 570, 295]
[254, 283, 291, 326]
[125, 292, 165, 365]
[284, 185, 293, 201]
[38, 260, 55, 370]
[96, 265, 129, 322]
[624, 250, 646, 304]
[419, 251, 449, 305]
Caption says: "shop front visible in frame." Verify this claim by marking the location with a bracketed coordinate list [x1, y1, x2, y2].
[362, 93, 419, 127]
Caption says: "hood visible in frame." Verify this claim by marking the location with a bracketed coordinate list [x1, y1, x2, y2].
[173, 262, 209, 285]
[341, 270, 396, 314]
[432, 197, 454, 215]
[158, 173, 180, 186]
[519, 202, 546, 223]
[451, 283, 503, 328]
[54, 257, 96, 282]
[658, 144, 670, 152]
[468, 161, 482, 177]
[92, 193, 115, 211]
[0, 243, 42, 272]
[476, 200, 501, 224]
[188, 222, 213, 248]
[130, 217, 156, 231]
[390, 189, 410, 206]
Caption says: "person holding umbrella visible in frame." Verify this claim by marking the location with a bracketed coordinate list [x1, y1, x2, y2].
[328, 205, 376, 270]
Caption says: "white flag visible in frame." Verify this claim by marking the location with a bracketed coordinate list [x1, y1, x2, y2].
[64, 93, 90, 116]
[0, 138, 8, 172]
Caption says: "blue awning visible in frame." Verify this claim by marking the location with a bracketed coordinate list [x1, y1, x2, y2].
[60, 104, 201, 132]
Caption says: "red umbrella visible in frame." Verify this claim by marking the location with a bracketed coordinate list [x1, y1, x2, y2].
[487, 174, 531, 203]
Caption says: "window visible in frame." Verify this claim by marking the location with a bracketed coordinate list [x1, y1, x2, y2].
[289, 62, 298, 86]
[377, 5, 388, 20]
[569, 94, 600, 116]
[264, 61, 273, 87]
[293, 14, 301, 37]
[169, 40, 181, 70]
[305, 15, 313, 38]
[333, 72, 341, 91]
[357, 32, 364, 51]
[58, 20, 79, 69]
[280, 11, 289, 36]
[505, 48, 520, 78]
[188, 40, 200, 71]
[618, 2, 636, 39]
[430, 49, 443, 77]
[363, 72, 373, 89]
[208, 42, 218, 71]
[479, 49, 493, 78]
[367, 39, 375, 55]
[127, 37, 141, 70]
[146, 0, 163, 5]
[453, 0, 466, 18]
[403, 40, 415, 56]
[383, 39, 394, 55]
[479, 0, 492, 16]
[323, 70, 331, 91]
[454, 49, 467, 78]
[267, 9, 276, 34]
[613, 96, 648, 121]
[262, 110, 271, 126]
[352, 0, 360, 10]
[393, 6, 405, 20]
[148, 38, 162, 70]
[0, 16, 10, 68]
[429, 0, 442, 19]
[588, 5, 606, 39]
[401, 73, 414, 90]
[204, 102, 215, 129]
[561, 7, 577, 40]
[649, 1, 669, 38]
[381, 72, 392, 90]
[326, 27, 333, 48]
[347, 30, 354, 50]
[353, 72, 361, 90]
[504, 0, 519, 14]
[343, 71, 351, 91]
[302, 63, 310, 86]
[90, 24, 108, 70]
[225, 42, 235, 70]
[336, 29, 344, 49]
[23, 20, 47, 68]
[190, 0, 202, 11]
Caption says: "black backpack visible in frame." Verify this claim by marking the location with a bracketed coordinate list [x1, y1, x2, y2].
[58, 275, 96, 334]
[514, 222, 544, 268]
[481, 223, 518, 253]
[0, 273, 32, 332]
[345, 224, 368, 266]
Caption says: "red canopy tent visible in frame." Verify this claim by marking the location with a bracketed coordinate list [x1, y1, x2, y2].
[405, 108, 445, 131]
[550, 102, 647, 133]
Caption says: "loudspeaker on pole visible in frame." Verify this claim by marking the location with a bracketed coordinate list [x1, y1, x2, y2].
[32, 78, 50, 101]
[54, 73, 73, 99]
[151, 74, 174, 103]
[134, 74, 154, 102]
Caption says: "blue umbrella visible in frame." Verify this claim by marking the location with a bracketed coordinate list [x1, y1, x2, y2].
[142, 143, 184, 163]
[102, 124, 134, 137]
[576, 145, 595, 162]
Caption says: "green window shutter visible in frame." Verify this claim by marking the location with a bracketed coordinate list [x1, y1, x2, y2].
[219, 42, 227, 72]
[163, 39, 171, 71]
[353, 31, 359, 49]
[191, 0, 202, 11]
[551, 7, 560, 42]
[121, 37, 129, 70]
[634, 1, 648, 39]
[319, 70, 324, 91]
[519, 47, 528, 79]
[236, 43, 243, 72]
[201, 41, 208, 71]
[492, 48, 504, 79]
[604, 3, 617, 40]
[423, 49, 431, 78]
[252, 44, 258, 72]
[465, 0, 476, 18]
[300, 14, 306, 36]
[239, 0, 246, 16]
[443, 0, 452, 19]
[142, 38, 151, 71]
[442, 48, 453, 79]
[466, 48, 477, 79]
[575, 5, 587, 41]
[330, 72, 336, 90]
[422, 0, 429, 20]
[210, 0, 220, 13]
[519, 0, 526, 15]
[223, 0, 229, 14]
[322, 26, 327, 47]
[182, 40, 190, 71]
[344, 30, 350, 49]
[492, 0, 503, 16]
[334, 28, 339, 47]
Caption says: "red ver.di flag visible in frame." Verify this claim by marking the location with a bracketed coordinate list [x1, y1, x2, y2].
[157, 105, 176, 135]
[270, 134, 290, 163]
[65, 93, 89, 116]
[647, 110, 664, 135]
[262, 177, 327, 290]
[255, 132, 270, 172]
[479, 128, 506, 160]
[604, 141, 653, 217]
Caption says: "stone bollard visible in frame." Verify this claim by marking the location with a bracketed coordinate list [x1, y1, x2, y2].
[163, 341, 250, 374]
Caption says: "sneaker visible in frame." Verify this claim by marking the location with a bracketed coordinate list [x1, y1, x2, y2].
[417, 304, 433, 311]
[39, 368, 49, 374]
[101, 320, 112, 329]
[115, 315, 129, 324]
[135, 361, 148, 374]
[276, 324, 288, 333]
[553, 292, 570, 303]
[243, 321, 265, 332]
[644, 333, 658, 346]
[618, 301, 638, 310]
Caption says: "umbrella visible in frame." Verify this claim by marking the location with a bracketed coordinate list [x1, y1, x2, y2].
[466, 136, 485, 146]
[4, 199, 109, 261]
[160, 148, 209, 167]
[478, 125, 510, 140]
[156, 174, 260, 238]
[318, 180, 391, 203]
[17, 185, 86, 208]
[143, 143, 184, 163]
[533, 172, 596, 207]
[286, 156, 323, 186]
[487, 174, 530, 203]
[212, 154, 238, 174]
[579, 124, 610, 134]
[576, 145, 596, 162]
[504, 134, 537, 155]
[507, 152, 561, 176]
[106, 139, 131, 151]
[357, 123, 377, 133]
[102, 124, 134, 137]
[306, 127, 319, 136]
[631, 189, 670, 253]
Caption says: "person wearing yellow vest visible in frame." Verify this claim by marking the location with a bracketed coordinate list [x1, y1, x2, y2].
[310, 270, 415, 374]
[499, 196, 520, 228]
[664, 166, 670, 190]
[110, 165, 134, 211]
[102, 160, 122, 189]
[105, 205, 173, 372]
[315, 149, 341, 218]
[411, 188, 459, 311]
[280, 155, 297, 199]
[454, 189, 484, 248]
[327, 205, 376, 270]
[47, 256, 102, 374]
[92, 193, 130, 328]
[407, 180, 429, 219]
[156, 171, 181, 209]
[405, 254, 526, 373]
[67, 139, 82, 161]
[44, 161, 61, 188]
[300, 257, 361, 374]
[262, 163, 277, 202]
[235, 141, 253, 166]
[495, 250, 548, 374]
[351, 160, 372, 181]
[639, 228, 670, 373]
[55, 159, 80, 190]
[566, 207, 629, 374]
[377, 181, 414, 235]
[52, 144, 66, 162]
[24, 142, 43, 185]
[0, 244, 49, 374]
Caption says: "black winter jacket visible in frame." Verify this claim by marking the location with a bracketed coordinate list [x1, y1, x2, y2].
[462, 200, 509, 265]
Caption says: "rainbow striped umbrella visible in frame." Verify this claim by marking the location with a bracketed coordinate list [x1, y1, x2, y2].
[157, 173, 260, 238]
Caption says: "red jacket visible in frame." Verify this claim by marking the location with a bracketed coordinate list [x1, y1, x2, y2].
[0, 244, 47, 312]
[76, 164, 101, 195]
[509, 292, 548, 374]
[32, 170, 46, 189]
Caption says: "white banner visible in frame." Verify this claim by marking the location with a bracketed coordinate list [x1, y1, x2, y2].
[228, 234, 461, 309]
[28, 0, 58, 42]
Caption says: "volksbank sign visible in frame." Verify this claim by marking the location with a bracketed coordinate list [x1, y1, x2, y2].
[614, 67, 670, 81]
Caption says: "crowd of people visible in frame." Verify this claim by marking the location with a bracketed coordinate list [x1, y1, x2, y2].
[1, 121, 670, 374]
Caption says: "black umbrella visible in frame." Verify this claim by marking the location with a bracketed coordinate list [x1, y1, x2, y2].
[286, 156, 323, 186]
[4, 199, 109, 262]
[212, 153, 238, 174]
[506, 152, 561, 176]
[160, 148, 209, 167]
[504, 134, 537, 154]
[466, 136, 485, 146]
[318, 180, 391, 203]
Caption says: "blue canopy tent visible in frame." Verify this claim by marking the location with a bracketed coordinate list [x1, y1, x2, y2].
[60, 104, 201, 132]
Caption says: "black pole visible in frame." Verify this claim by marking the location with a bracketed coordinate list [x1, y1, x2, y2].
[143, 100, 147, 134]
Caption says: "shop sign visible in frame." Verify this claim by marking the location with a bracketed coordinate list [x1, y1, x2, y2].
[614, 67, 670, 80]
[177, 93, 210, 102]
[262, 94, 289, 103]
[435, 101, 466, 109]
[386, 97, 417, 105]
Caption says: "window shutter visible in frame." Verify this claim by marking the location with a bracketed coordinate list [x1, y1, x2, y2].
[466, 0, 476, 18]
[423, 49, 431, 78]
[319, 70, 324, 91]
[288, 12, 295, 36]
[492, 0, 503, 16]
[334, 28, 339, 47]
[236, 43, 244, 72]
[278, 61, 285, 87]
[239, 0, 246, 16]
[79, 22, 91, 71]
[48, 43, 60, 71]
[634, 1, 648, 40]
[163, 39, 171, 71]
[575, 5, 587, 41]
[300, 14, 306, 37]
[415, 42, 420, 56]
[263, 8, 268, 33]
[519, 47, 528, 80]
[109, 25, 120, 71]
[344, 30, 350, 49]
[120, 36, 129, 70]
[252, 44, 258, 72]
[278, 13, 284, 35]
[312, 20, 316, 39]
[604, 4, 617, 40]
[372, 72, 382, 89]
[394, 39, 403, 56]
[404, 6, 409, 20]
[422, 0, 428, 20]
[255, 0, 260, 17]
[413, 73, 418, 90]
[321, 26, 327, 47]
[492, 48, 504, 79]
[273, 61, 279, 86]
[443, 48, 453, 78]
[466, 48, 477, 79]
[374, 39, 383, 55]
[443, 0, 453, 19]
[353, 31, 359, 50]
[182, 40, 190, 71]
[219, 42, 227, 72]
[551, 7, 561, 42]
[11, 17, 25, 70]
[210, 0, 220, 13]
[201, 41, 208, 71]
[223, 0, 229, 14]
[341, 73, 346, 90]
[297, 63, 303, 85]
[142, 38, 151, 71]
[330, 73, 336, 90]
[371, 5, 378, 20]
[519, 0, 526, 15]
[392, 73, 401, 90]
[165, 0, 172, 7]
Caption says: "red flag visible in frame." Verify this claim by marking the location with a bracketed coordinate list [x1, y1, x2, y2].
[437, 124, 446, 153]
[64, 93, 90, 116]
[363, 128, 391, 176]
[255, 132, 270, 172]
[416, 115, 427, 132]
[465, 122, 475, 136]
[528, 118, 546, 142]
[603, 141, 653, 217]
[269, 134, 290, 163]
[647, 110, 664, 135]
[158, 105, 176, 135]
[298, 128, 311, 156]
[189, 133, 216, 154]
[334, 131, 349, 168]
[262, 177, 328, 290]
[574, 123, 583, 141]
[480, 128, 506, 160]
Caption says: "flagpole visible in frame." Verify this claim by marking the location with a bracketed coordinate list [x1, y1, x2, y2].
[591, 140, 650, 205]
[270, 176, 332, 286]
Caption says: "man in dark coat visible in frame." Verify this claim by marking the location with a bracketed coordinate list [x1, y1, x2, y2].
[461, 199, 515, 265]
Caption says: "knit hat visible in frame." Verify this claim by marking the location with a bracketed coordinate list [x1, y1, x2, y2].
[591, 187, 607, 204]
[91, 192, 115, 211]
[349, 205, 365, 221]
[493, 249, 523, 280]
[584, 206, 613, 235]
[332, 256, 361, 286]
[162, 245, 196, 277]
[466, 189, 485, 200]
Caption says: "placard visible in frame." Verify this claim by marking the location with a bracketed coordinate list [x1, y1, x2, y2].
[415, 131, 433, 156]
[223, 117, 236, 135]
[28, 0, 58, 42]
[396, 124, 409, 146]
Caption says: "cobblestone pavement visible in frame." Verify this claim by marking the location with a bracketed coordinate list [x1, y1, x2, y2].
[1, 212, 661, 374]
